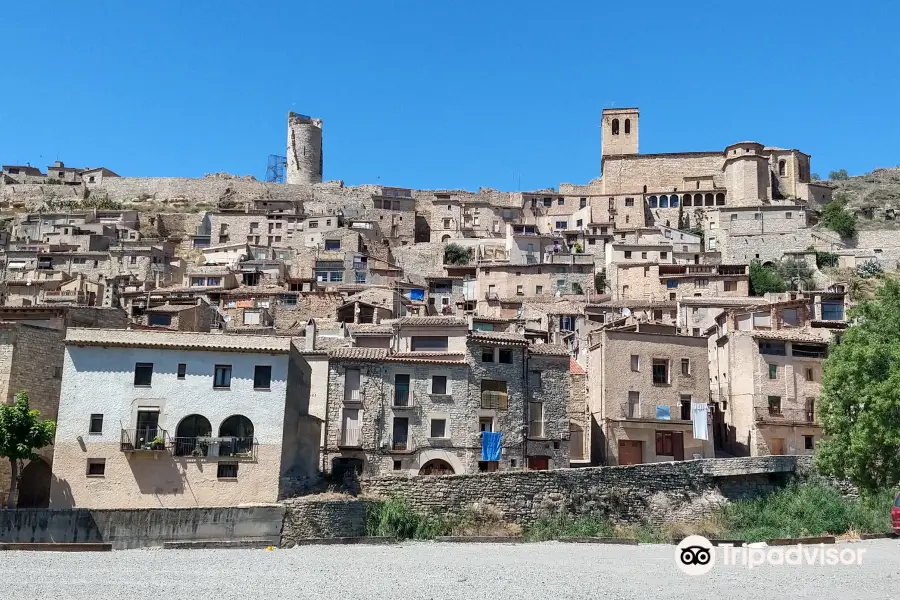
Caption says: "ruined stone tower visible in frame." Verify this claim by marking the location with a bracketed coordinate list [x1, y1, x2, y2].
[286, 112, 323, 185]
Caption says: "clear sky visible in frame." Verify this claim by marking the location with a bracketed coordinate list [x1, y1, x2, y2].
[1, 1, 897, 191]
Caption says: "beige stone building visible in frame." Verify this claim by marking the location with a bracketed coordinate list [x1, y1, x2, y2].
[708, 300, 836, 456]
[589, 324, 712, 465]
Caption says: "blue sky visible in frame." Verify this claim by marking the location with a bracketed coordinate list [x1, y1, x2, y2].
[1, 1, 897, 191]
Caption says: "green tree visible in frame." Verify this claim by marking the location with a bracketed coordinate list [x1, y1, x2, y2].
[811, 173, 821, 181]
[829, 169, 850, 181]
[821, 200, 857, 238]
[749, 261, 787, 295]
[594, 270, 606, 294]
[443, 243, 472, 266]
[816, 280, 900, 491]
[0, 392, 56, 508]
[776, 258, 816, 291]
[677, 203, 687, 231]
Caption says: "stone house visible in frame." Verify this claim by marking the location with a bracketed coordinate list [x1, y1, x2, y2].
[709, 300, 833, 457]
[568, 357, 590, 465]
[141, 302, 217, 332]
[50, 328, 316, 508]
[589, 324, 713, 466]
[612, 262, 749, 302]
[323, 317, 571, 477]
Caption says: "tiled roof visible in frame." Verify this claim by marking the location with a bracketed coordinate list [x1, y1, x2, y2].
[678, 296, 759, 306]
[468, 331, 528, 345]
[348, 323, 393, 335]
[750, 329, 830, 343]
[220, 285, 288, 297]
[590, 300, 677, 309]
[388, 352, 466, 364]
[395, 316, 468, 327]
[65, 328, 292, 353]
[329, 347, 390, 361]
[144, 304, 199, 314]
[570, 357, 586, 375]
[528, 343, 571, 357]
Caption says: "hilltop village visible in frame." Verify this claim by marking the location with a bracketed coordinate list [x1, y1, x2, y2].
[0, 108, 891, 509]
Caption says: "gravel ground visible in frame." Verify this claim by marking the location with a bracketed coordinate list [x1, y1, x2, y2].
[3, 539, 899, 600]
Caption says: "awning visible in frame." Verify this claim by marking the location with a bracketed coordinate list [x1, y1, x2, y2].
[7, 261, 26, 269]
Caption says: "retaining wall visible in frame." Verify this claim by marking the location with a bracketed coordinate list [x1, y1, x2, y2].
[280, 498, 369, 547]
[0, 506, 284, 550]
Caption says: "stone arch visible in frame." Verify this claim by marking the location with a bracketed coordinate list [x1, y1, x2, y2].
[419, 460, 455, 476]
[704, 193, 714, 206]
[17, 458, 51, 508]
[411, 448, 464, 476]
[659, 194, 669, 208]
[715, 192, 725, 205]
[693, 193, 702, 205]
[219, 414, 255, 456]
[648, 195, 658, 208]
[611, 118, 619, 135]
[683, 194, 692, 206]
[174, 414, 212, 456]
[441, 234, 451, 243]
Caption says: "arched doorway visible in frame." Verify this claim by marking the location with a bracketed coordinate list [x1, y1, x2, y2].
[418, 459, 455, 476]
[219, 415, 255, 456]
[17, 458, 51, 508]
[174, 414, 212, 456]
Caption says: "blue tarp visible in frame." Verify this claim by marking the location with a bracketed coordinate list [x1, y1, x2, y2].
[655, 405, 671, 420]
[481, 432, 502, 461]
[409, 288, 425, 301]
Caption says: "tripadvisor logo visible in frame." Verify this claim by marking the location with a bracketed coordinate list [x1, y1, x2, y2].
[675, 535, 867, 575]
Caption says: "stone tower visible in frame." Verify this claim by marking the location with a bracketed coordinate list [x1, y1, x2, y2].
[723, 142, 769, 205]
[286, 112, 323, 185]
[601, 108, 639, 157]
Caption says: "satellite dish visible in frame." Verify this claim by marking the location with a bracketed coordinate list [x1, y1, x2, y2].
[622, 308, 632, 317]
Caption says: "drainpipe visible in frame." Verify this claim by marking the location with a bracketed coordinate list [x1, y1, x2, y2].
[522, 346, 529, 469]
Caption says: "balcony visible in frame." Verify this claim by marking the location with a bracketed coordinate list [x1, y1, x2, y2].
[754, 407, 818, 426]
[42, 290, 89, 304]
[121, 428, 170, 453]
[481, 390, 509, 410]
[484, 291, 499, 301]
[170, 436, 257, 459]
[390, 438, 412, 452]
[392, 388, 416, 410]
[339, 427, 361, 448]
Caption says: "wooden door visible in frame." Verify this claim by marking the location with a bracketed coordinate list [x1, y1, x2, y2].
[528, 456, 549, 471]
[673, 431, 685, 461]
[771, 437, 785, 456]
[618, 440, 643, 465]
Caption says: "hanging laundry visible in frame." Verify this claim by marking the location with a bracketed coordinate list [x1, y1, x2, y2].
[692, 402, 709, 441]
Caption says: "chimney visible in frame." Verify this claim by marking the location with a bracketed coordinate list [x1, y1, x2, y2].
[305, 318, 317, 351]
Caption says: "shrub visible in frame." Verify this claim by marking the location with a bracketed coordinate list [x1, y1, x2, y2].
[856, 260, 884, 278]
[443, 243, 472, 266]
[524, 515, 614, 541]
[594, 270, 606, 294]
[811, 173, 821, 181]
[814, 251, 838, 269]
[777, 257, 816, 291]
[821, 200, 857, 238]
[829, 169, 850, 181]
[750, 261, 786, 295]
[365, 497, 451, 540]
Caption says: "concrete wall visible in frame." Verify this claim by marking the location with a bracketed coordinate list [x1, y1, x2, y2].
[0, 505, 284, 549]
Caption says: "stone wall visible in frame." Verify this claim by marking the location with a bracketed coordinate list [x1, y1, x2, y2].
[280, 497, 368, 545]
[360, 456, 809, 526]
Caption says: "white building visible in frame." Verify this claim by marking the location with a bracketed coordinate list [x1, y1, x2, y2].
[49, 328, 317, 508]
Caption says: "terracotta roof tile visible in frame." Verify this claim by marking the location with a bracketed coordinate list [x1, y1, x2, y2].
[528, 343, 571, 356]
[395, 316, 468, 327]
[329, 347, 390, 361]
[65, 328, 292, 353]
[570, 357, 586, 375]
[468, 331, 528, 345]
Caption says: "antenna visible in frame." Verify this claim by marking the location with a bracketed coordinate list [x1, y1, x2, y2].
[265, 155, 286, 183]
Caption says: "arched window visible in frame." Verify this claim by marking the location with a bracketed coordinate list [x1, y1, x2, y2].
[683, 194, 692, 207]
[694, 193, 702, 205]
[648, 196, 658, 208]
[705, 193, 714, 206]
[219, 415, 255, 456]
[174, 414, 212, 456]
[419, 459, 455, 476]
[624, 119, 631, 134]
[671, 196, 679, 208]
[441, 234, 451, 243]
[659, 195, 669, 208]
[778, 160, 786, 176]
[715, 193, 726, 206]
[611, 118, 620, 135]
[643, 185, 647, 193]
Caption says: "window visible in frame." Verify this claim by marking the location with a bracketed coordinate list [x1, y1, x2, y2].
[768, 396, 782, 415]
[759, 342, 787, 356]
[624, 251, 632, 259]
[805, 368, 814, 382]
[557, 198, 564, 206]
[555, 220, 567, 230]
[479, 417, 493, 432]
[481, 380, 508, 409]
[134, 363, 153, 386]
[543, 198, 552, 207]
[243, 311, 261, 325]
[628, 391, 640, 418]
[254, 365, 272, 390]
[680, 395, 691, 420]
[724, 281, 735, 292]
[394, 374, 410, 406]
[497, 349, 514, 364]
[432, 375, 448, 395]
[308, 221, 318, 228]
[778, 160, 786, 176]
[411, 336, 449, 351]
[528, 402, 544, 437]
[652, 359, 669, 385]
[536, 285, 543, 295]
[516, 284, 524, 295]
[393, 460, 402, 471]
[695, 278, 708, 288]
[217, 462, 239, 478]
[681, 358, 691, 376]
[580, 198, 587, 209]
[430, 419, 447, 438]
[324, 239, 341, 251]
[177, 363, 186, 380]
[655, 431, 674, 456]
[660, 251, 668, 260]
[611, 118, 619, 135]
[625, 198, 634, 207]
[804, 435, 814, 450]
[769, 364, 777, 380]
[649, 196, 658, 208]
[641, 252, 648, 260]
[214, 365, 232, 388]
[482, 347, 494, 362]
[86, 459, 106, 477]
[89, 414, 103, 434]
[630, 355, 640, 371]
[785, 212, 792, 219]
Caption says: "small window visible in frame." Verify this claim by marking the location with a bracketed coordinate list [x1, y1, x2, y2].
[393, 460, 402, 471]
[625, 198, 635, 207]
[134, 363, 153, 386]
[89, 414, 103, 434]
[804, 435, 814, 450]
[430, 419, 447, 438]
[661, 251, 668, 260]
[214, 365, 232, 389]
[611, 118, 620, 135]
[805, 368, 814, 382]
[624, 118, 631, 134]
[624, 251, 632, 259]
[768, 396, 782, 415]
[324, 239, 341, 251]
[681, 359, 691, 376]
[217, 462, 239, 479]
[482, 347, 494, 362]
[516, 284, 524, 295]
[680, 396, 692, 420]
[177, 363, 187, 379]
[498, 349, 513, 364]
[558, 198, 564, 206]
[432, 375, 448, 395]
[786, 212, 792, 219]
[641, 252, 648, 260]
[769, 364, 777, 379]
[652, 359, 669, 385]
[411, 336, 449, 352]
[536, 285, 543, 294]
[630, 355, 640, 371]
[254, 365, 272, 390]
[580, 198, 587, 209]
[86, 459, 106, 477]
